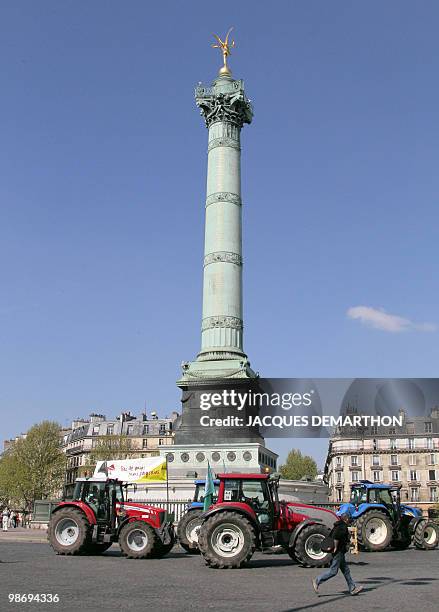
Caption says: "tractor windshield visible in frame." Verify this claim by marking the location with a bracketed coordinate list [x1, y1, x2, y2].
[350, 487, 367, 505]
[194, 483, 219, 504]
[369, 488, 393, 506]
[223, 479, 272, 525]
[72, 481, 85, 501]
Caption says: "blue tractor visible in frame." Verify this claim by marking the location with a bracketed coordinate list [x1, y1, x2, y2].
[339, 480, 439, 552]
[176, 479, 220, 553]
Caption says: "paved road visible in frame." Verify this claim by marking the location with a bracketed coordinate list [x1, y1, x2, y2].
[1, 528, 47, 543]
[1, 540, 438, 612]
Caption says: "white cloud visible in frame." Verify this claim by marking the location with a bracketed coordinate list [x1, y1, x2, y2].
[347, 306, 437, 333]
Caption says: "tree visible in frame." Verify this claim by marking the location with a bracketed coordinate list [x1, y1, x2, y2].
[88, 434, 132, 469]
[279, 449, 318, 481]
[0, 421, 65, 514]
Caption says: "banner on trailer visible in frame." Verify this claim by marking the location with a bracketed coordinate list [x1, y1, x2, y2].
[94, 457, 167, 482]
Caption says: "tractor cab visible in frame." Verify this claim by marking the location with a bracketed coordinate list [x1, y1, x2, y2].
[70, 477, 124, 525]
[349, 480, 409, 524]
[219, 473, 277, 528]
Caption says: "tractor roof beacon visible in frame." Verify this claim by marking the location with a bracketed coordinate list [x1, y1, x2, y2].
[339, 480, 439, 552]
[47, 477, 175, 559]
[197, 473, 337, 569]
[176, 479, 220, 554]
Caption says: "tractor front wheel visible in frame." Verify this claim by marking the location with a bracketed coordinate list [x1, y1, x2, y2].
[356, 510, 393, 551]
[48, 507, 91, 555]
[198, 511, 256, 569]
[413, 520, 439, 550]
[119, 521, 158, 559]
[292, 524, 332, 567]
[177, 509, 203, 553]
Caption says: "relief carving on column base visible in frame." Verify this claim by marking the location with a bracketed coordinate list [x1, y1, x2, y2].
[196, 350, 248, 363]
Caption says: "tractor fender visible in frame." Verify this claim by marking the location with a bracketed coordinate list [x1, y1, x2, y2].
[188, 502, 203, 510]
[338, 503, 355, 518]
[288, 519, 318, 549]
[353, 503, 391, 519]
[201, 504, 260, 533]
[50, 501, 97, 526]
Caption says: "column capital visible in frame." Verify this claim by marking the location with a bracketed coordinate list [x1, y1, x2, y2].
[195, 78, 253, 129]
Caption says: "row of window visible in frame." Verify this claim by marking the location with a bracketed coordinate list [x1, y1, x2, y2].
[91, 423, 171, 436]
[368, 423, 434, 435]
[335, 468, 438, 484]
[334, 437, 437, 453]
[89, 438, 167, 449]
[336, 452, 438, 468]
[68, 456, 82, 468]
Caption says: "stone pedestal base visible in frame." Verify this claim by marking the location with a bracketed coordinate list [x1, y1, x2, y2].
[159, 442, 277, 479]
[175, 373, 263, 445]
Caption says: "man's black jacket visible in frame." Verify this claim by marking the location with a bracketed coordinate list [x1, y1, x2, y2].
[332, 519, 350, 554]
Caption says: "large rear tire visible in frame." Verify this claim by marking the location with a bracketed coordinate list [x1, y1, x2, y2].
[119, 521, 158, 559]
[413, 520, 439, 550]
[356, 510, 393, 551]
[198, 512, 256, 569]
[293, 524, 332, 567]
[48, 507, 91, 555]
[177, 509, 203, 553]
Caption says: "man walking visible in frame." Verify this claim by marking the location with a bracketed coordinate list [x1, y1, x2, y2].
[312, 512, 363, 596]
[2, 507, 10, 532]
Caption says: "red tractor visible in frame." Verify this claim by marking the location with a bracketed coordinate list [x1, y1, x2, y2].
[48, 477, 174, 559]
[198, 473, 336, 569]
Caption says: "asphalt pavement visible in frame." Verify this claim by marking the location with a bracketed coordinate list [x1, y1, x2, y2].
[1, 538, 438, 612]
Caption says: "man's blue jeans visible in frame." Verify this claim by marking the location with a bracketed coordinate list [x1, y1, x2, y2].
[316, 552, 356, 592]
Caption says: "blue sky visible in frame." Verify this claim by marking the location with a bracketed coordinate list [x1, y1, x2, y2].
[1, 2, 439, 468]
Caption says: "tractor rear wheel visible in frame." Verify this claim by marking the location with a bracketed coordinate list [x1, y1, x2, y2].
[356, 510, 393, 551]
[198, 511, 256, 569]
[48, 507, 91, 555]
[413, 520, 439, 550]
[177, 509, 203, 553]
[119, 521, 158, 559]
[293, 524, 332, 567]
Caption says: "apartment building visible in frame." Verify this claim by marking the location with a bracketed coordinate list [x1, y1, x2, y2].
[324, 408, 439, 509]
[62, 411, 179, 492]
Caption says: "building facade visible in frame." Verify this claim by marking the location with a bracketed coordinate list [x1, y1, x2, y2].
[62, 411, 178, 492]
[324, 408, 439, 509]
